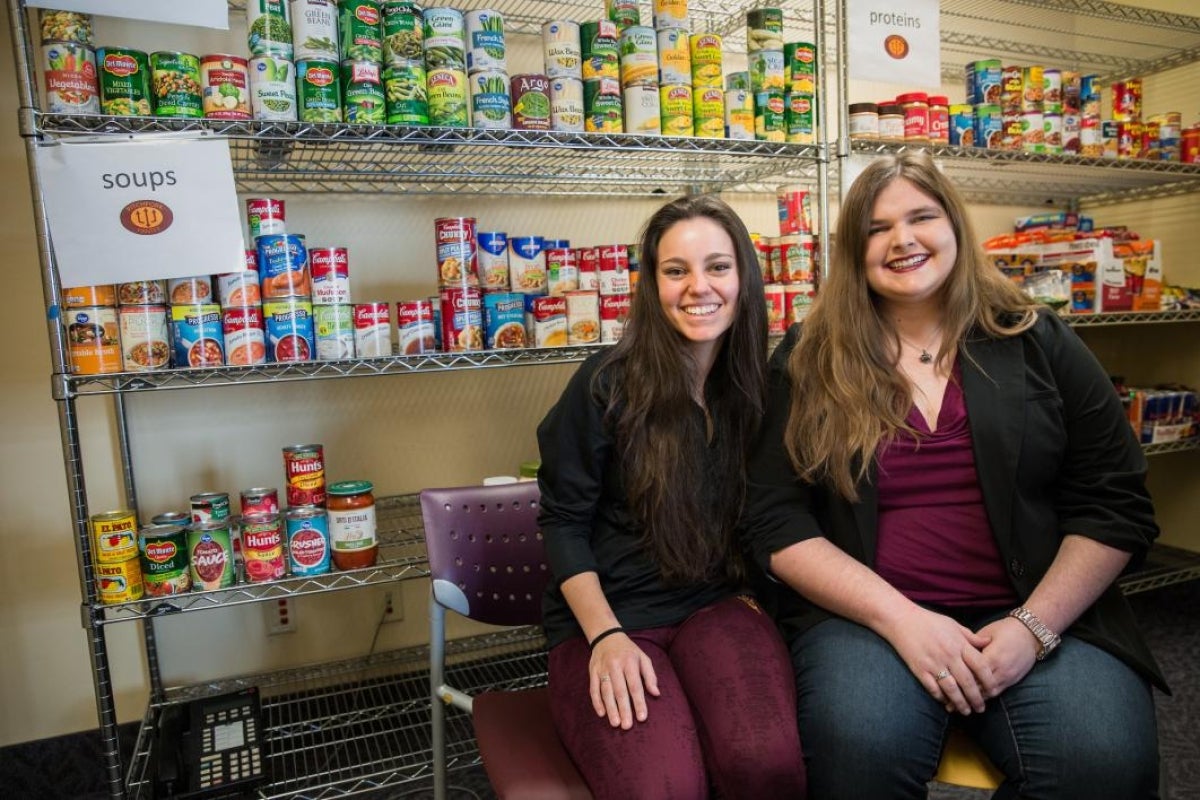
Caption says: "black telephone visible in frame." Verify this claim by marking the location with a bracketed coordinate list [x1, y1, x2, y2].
[150, 687, 266, 799]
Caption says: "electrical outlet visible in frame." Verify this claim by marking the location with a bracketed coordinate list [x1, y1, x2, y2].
[382, 589, 403, 623]
[267, 597, 296, 634]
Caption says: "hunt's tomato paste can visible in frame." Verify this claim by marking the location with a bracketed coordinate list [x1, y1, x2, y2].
[139, 524, 192, 596]
[283, 443, 326, 507]
[435, 217, 479, 288]
[285, 505, 331, 576]
[187, 519, 235, 591]
[90, 510, 139, 564]
[310, 246, 351, 304]
[241, 512, 287, 582]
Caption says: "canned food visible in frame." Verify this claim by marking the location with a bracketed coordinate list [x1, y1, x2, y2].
[423, 7, 466, 71]
[426, 67, 468, 126]
[785, 283, 815, 323]
[342, 59, 385, 123]
[257, 233, 310, 299]
[171, 304, 224, 368]
[191, 492, 231, 524]
[327, 480, 379, 569]
[314, 304, 355, 360]
[746, 8, 784, 52]
[64, 285, 116, 308]
[465, 10, 507, 74]
[96, 47, 152, 116]
[439, 286, 484, 351]
[310, 247, 351, 304]
[151, 511, 191, 526]
[200, 54, 251, 119]
[216, 270, 262, 308]
[241, 487, 280, 516]
[67, 306, 121, 375]
[618, 26, 657, 87]
[382, 1, 424, 65]
[291, 0, 339, 61]
[550, 77, 583, 132]
[660, 83, 693, 137]
[656, 28, 690, 87]
[511, 73, 551, 130]
[778, 234, 815, 282]
[384, 62, 429, 124]
[340, 0, 382, 62]
[764, 282, 786, 334]
[689, 33, 722, 88]
[354, 302, 392, 357]
[566, 290, 600, 344]
[91, 510, 139, 563]
[785, 42, 816, 95]
[285, 505, 331, 576]
[118, 304, 171, 372]
[283, 443, 326, 507]
[96, 557, 144, 604]
[726, 71, 750, 92]
[1043, 68, 1063, 115]
[168, 275, 214, 305]
[786, 93, 814, 144]
[43, 41, 100, 114]
[605, 0, 640, 30]
[476, 232, 509, 289]
[543, 20, 582, 80]
[241, 512, 287, 582]
[653, 0, 688, 30]
[150, 51, 202, 118]
[725, 87, 753, 140]
[546, 248, 579, 295]
[470, 70, 512, 129]
[264, 298, 317, 362]
[249, 55, 298, 120]
[509, 236, 546, 292]
[139, 524, 192, 596]
[623, 84, 661, 135]
[248, 0, 294, 59]
[777, 186, 812, 235]
[247, 198, 286, 238]
[40, 10, 93, 45]
[1112, 78, 1142, 123]
[598, 245, 631, 294]
[397, 300, 438, 354]
[1021, 65, 1044, 112]
[222, 305, 267, 365]
[584, 76, 622, 133]
[525, 294, 567, 347]
[600, 293, 630, 342]
[483, 292, 527, 349]
[187, 519, 236, 591]
[692, 86, 723, 138]
[435, 217, 479, 288]
[580, 20, 619, 81]
[297, 58, 342, 122]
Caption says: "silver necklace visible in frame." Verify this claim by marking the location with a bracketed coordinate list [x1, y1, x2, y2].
[897, 328, 941, 364]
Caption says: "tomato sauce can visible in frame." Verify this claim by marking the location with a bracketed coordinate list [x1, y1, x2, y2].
[201, 54, 251, 119]
[285, 505, 331, 576]
[264, 298, 316, 362]
[241, 512, 287, 582]
[397, 300, 438, 355]
[217, 269, 262, 308]
[222, 304, 267, 366]
[435, 217, 479, 288]
[43, 41, 100, 114]
[168, 275, 214, 305]
[600, 293, 630, 343]
[187, 519, 236, 591]
[119, 304, 171, 372]
[139, 524, 192, 596]
[315, 303, 355, 360]
[439, 286, 484, 351]
[566, 290, 601, 345]
[247, 198, 286, 238]
[96, 47, 151, 116]
[91, 510, 138, 564]
[258, 233, 310, 299]
[777, 185, 812, 235]
[765, 283, 787, 335]
[150, 50, 203, 118]
[171, 304, 225, 368]
[283, 443, 326, 507]
[483, 292, 528, 349]
[310, 246, 351, 304]
[354, 302, 392, 357]
[96, 557, 144, 604]
[511, 73, 551, 130]
[67, 306, 122, 375]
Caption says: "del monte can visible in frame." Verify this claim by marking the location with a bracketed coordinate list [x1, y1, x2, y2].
[96, 47, 151, 116]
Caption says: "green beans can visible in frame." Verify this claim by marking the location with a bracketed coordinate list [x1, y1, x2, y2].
[150, 51, 203, 118]
[382, 1, 424, 65]
[97, 48, 152, 116]
[342, 59, 385, 123]
[469, 70, 511, 129]
[465, 10, 506, 74]
[297, 58, 343, 121]
[250, 55, 299, 120]
[427, 67, 468, 127]
[248, 0, 294, 59]
[423, 7, 466, 71]
[291, 0, 340, 61]
[384, 62, 429, 124]
[340, 0, 383, 63]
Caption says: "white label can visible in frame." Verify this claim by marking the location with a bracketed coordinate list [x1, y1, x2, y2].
[290, 0, 339, 61]
[249, 55, 298, 120]
[465, 9, 506, 74]
[542, 20, 581, 80]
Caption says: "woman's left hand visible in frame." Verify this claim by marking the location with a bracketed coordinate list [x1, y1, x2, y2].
[972, 617, 1040, 695]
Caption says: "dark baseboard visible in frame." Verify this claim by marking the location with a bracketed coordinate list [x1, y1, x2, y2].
[0, 721, 140, 799]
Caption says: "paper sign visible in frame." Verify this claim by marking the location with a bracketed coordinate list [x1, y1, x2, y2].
[847, 0, 940, 88]
[36, 134, 246, 287]
[26, 0, 228, 30]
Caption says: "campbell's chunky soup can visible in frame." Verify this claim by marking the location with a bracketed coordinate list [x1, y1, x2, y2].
[241, 512, 287, 582]
[435, 217, 478, 288]
[67, 306, 121, 375]
[439, 286, 484, 351]
[264, 298, 316, 361]
[187, 519, 236, 591]
[283, 443, 326, 507]
[285, 505, 331, 576]
[139, 524, 192, 596]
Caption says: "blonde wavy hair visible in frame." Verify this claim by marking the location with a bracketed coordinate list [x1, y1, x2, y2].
[784, 152, 1038, 500]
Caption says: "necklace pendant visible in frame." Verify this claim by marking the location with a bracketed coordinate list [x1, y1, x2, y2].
[919, 350, 933, 364]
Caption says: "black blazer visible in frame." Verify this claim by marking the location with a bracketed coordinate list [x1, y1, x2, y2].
[744, 309, 1167, 692]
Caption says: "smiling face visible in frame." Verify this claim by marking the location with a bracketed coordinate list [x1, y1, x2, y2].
[656, 216, 740, 368]
[865, 177, 959, 314]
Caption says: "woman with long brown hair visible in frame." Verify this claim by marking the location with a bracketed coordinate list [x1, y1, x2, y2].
[745, 152, 1164, 799]
[538, 194, 806, 799]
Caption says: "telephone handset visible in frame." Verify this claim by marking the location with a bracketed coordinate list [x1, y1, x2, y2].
[150, 687, 266, 798]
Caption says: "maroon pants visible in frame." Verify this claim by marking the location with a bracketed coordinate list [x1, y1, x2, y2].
[548, 595, 807, 800]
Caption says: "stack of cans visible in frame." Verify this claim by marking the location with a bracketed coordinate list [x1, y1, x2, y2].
[248, 0, 299, 120]
[295, 0, 344, 123]
[747, 8, 784, 142]
[340, 0, 385, 123]
[543, 20, 582, 132]
[581, 20, 621, 132]
[40, 9, 100, 114]
[252, 198, 317, 362]
[468, 10, 511, 129]
[424, 6, 469, 126]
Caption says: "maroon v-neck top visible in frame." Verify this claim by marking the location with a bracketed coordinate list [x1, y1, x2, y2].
[874, 361, 1019, 607]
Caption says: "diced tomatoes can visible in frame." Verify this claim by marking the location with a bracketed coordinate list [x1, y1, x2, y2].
[96, 556, 144, 604]
[222, 304, 267, 366]
[90, 509, 138, 564]
[96, 47, 151, 116]
[241, 512, 287, 583]
[397, 300, 438, 355]
[171, 304, 225, 368]
[283, 443, 326, 507]
[139, 524, 192, 596]
[264, 298, 317, 362]
[483, 292, 527, 349]
[566, 290, 601, 345]
[310, 246, 351, 304]
[257, 233, 310, 299]
[187, 519, 236, 591]
[524, 294, 568, 347]
[43, 41, 100, 114]
[439, 286, 484, 351]
[314, 303, 355, 360]
[119, 304, 170, 371]
[246, 198, 286, 238]
[241, 487, 280, 516]
[354, 302, 392, 357]
[67, 305, 122, 375]
[285, 505, 331, 576]
[600, 293, 630, 343]
[201, 54, 251, 119]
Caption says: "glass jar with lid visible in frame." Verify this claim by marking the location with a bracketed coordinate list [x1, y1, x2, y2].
[327, 480, 378, 570]
[848, 102, 879, 139]
[878, 103, 905, 142]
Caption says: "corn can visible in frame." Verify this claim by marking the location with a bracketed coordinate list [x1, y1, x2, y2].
[724, 87, 753, 140]
[659, 84, 693, 137]
[581, 20, 620, 81]
[623, 84, 661, 136]
[786, 92, 815, 144]
[618, 26, 658, 88]
[656, 28, 690, 87]
[584, 76, 623, 133]
[749, 49, 784, 94]
[653, 0, 688, 30]
[693, 86, 723, 138]
[689, 33, 722, 89]
[755, 89, 785, 141]
[785, 42, 816, 95]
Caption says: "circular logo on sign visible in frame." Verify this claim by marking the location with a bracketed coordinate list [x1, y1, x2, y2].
[119, 200, 174, 235]
[884, 35, 910, 60]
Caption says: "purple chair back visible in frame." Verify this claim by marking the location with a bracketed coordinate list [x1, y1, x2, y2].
[420, 482, 551, 627]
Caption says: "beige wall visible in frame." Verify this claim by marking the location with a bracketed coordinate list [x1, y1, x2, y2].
[1, 3, 1196, 748]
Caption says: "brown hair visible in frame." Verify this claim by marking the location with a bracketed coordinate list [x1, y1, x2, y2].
[596, 194, 767, 584]
[784, 152, 1038, 500]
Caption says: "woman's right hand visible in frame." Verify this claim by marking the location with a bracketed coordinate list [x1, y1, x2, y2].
[589, 632, 660, 729]
[883, 605, 995, 715]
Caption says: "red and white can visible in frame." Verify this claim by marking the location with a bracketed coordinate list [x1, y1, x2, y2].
[240, 512, 287, 583]
[784, 283, 815, 323]
[354, 302, 392, 357]
[764, 282, 787, 335]
[598, 244, 631, 295]
[546, 248, 579, 295]
[283, 443, 325, 507]
[397, 299, 438, 355]
[240, 487, 279, 516]
[311, 246, 351, 304]
[600, 293, 630, 343]
[525, 294, 567, 347]
[439, 286, 484, 351]
[222, 304, 267, 366]
[216, 261, 262, 307]
[435, 217, 479, 288]
[577, 247, 599, 291]
[246, 197, 285, 238]
[777, 185, 812, 235]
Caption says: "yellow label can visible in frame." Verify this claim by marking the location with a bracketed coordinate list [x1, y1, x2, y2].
[660, 83, 693, 136]
[90, 509, 139, 564]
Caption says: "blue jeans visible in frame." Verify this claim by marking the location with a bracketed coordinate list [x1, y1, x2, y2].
[791, 616, 1159, 800]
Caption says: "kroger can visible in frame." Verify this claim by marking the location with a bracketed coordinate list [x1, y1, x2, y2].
[470, 70, 512, 129]
[477, 232, 510, 290]
[511, 73, 551, 130]
[188, 519, 236, 591]
[91, 510, 139, 564]
[283, 443, 326, 507]
[550, 77, 584, 132]
[354, 302, 392, 357]
[248, 0, 294, 58]
[201, 54, 251, 119]
[241, 512, 287, 582]
[222, 304, 267, 366]
[310, 247, 351, 304]
[150, 51, 203, 118]
[382, 1, 424, 65]
[171, 304, 225, 368]
[67, 306, 121, 375]
[543, 20, 582, 80]
[96, 557, 144, 604]
[139, 524, 192, 596]
[297, 57, 343, 122]
[397, 300, 438, 354]
[339, 0, 383, 62]
[96, 47, 151, 116]
[264, 298, 317, 362]
[657, 28, 690, 86]
[290, 0, 340, 61]
[286, 505, 332, 576]
[342, 59, 385, 123]
[43, 41, 100, 114]
[724, 87, 753, 140]
[427, 67, 469, 126]
[384, 62, 429, 124]
[249, 54, 298, 120]
[315, 303, 355, 359]
[465, 9, 506, 74]
[660, 84, 693, 137]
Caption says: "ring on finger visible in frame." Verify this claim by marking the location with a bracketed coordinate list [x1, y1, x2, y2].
[600, 675, 612, 683]
[935, 668, 951, 681]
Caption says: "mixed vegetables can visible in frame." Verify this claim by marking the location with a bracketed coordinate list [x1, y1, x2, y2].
[150, 51, 203, 118]
[96, 47, 151, 116]
[43, 41, 100, 114]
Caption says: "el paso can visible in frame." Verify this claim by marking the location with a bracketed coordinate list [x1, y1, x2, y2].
[96, 557, 143, 604]
[96, 47, 151, 116]
[187, 519, 235, 591]
[138, 524, 191, 596]
[90, 510, 138, 564]
[283, 443, 326, 507]
[241, 512, 287, 583]
[310, 246, 351, 304]
[285, 505, 331, 576]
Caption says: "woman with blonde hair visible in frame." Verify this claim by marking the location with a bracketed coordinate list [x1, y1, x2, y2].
[745, 152, 1164, 799]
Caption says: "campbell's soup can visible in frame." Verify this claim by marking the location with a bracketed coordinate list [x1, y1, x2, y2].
[509, 236, 547, 293]
[566, 290, 601, 345]
[483, 292, 528, 349]
[241, 512, 287, 582]
[435, 217, 479, 288]
[600, 293, 630, 342]
[247, 197, 286, 237]
[354, 302, 392, 357]
[90, 510, 138, 564]
[546, 248, 579, 295]
[139, 524, 192, 596]
[310, 246, 351, 304]
[222, 304, 267, 366]
[525, 294, 567, 347]
[283, 443, 326, 507]
[43, 41, 100, 114]
[765, 282, 786, 334]
[258, 233, 310, 299]
[67, 306, 122, 375]
[599, 245, 631, 295]
[95, 557, 144, 604]
[286, 505, 331, 576]
[119, 304, 171, 371]
[439, 286, 484, 351]
[477, 231, 510, 290]
[264, 297, 316, 361]
[241, 487, 280, 516]
[397, 299, 438, 355]
[217, 270, 262, 308]
[511, 73, 551, 130]
[577, 247, 599, 291]
[187, 519, 236, 591]
[315, 303, 355, 359]
[190, 492, 231, 524]
[201, 54, 251, 119]
[1183, 126, 1200, 164]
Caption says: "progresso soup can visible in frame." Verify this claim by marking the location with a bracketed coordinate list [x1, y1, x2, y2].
[264, 298, 317, 362]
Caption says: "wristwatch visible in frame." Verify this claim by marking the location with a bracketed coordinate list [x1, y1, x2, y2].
[1008, 606, 1061, 660]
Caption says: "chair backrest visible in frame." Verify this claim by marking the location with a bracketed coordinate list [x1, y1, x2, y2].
[420, 481, 551, 627]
